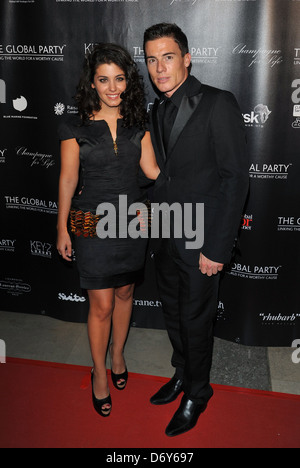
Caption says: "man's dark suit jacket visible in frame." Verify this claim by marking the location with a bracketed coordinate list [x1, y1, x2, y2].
[150, 75, 249, 266]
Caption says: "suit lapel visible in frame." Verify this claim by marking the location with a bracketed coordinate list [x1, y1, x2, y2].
[167, 92, 203, 157]
[151, 77, 204, 164]
[151, 98, 167, 163]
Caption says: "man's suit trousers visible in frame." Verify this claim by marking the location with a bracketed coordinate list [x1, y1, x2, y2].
[155, 238, 220, 404]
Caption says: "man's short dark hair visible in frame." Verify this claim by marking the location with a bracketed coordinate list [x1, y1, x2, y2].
[143, 23, 189, 58]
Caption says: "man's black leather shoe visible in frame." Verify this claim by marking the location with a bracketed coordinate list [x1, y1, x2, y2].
[150, 376, 183, 405]
[165, 395, 207, 437]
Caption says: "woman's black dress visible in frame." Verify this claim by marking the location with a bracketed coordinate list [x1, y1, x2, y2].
[58, 116, 148, 290]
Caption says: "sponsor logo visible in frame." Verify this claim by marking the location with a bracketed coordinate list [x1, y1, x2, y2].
[293, 104, 300, 129]
[16, 146, 55, 169]
[0, 44, 66, 62]
[0, 278, 31, 296]
[291, 340, 300, 364]
[190, 46, 220, 64]
[132, 44, 220, 65]
[292, 79, 300, 128]
[58, 293, 86, 303]
[54, 102, 78, 116]
[133, 46, 145, 64]
[0, 148, 7, 163]
[54, 103, 65, 116]
[13, 96, 27, 112]
[133, 299, 162, 308]
[227, 263, 282, 280]
[0, 239, 16, 253]
[4, 196, 58, 214]
[260, 313, 300, 326]
[277, 216, 300, 232]
[30, 241, 52, 259]
[243, 104, 271, 127]
[241, 214, 253, 231]
[1, 90, 37, 120]
[249, 163, 292, 180]
[232, 43, 283, 68]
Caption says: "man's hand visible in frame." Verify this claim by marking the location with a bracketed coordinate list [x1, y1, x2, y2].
[199, 253, 224, 276]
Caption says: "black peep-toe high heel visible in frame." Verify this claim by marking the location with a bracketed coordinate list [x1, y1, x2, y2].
[109, 344, 128, 391]
[111, 367, 128, 390]
[91, 370, 112, 417]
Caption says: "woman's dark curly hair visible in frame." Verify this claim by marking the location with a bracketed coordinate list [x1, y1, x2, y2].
[75, 43, 148, 129]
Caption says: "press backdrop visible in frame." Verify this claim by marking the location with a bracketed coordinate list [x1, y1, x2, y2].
[0, 0, 299, 346]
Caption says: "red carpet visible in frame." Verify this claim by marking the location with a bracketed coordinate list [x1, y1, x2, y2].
[0, 357, 299, 448]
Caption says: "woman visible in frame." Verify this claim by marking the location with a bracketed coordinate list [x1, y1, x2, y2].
[57, 44, 159, 417]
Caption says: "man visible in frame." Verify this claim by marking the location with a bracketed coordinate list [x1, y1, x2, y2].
[144, 23, 249, 437]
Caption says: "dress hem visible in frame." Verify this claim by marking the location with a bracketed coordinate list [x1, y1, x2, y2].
[80, 270, 141, 290]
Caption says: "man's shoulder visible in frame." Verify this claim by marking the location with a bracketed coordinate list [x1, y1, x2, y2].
[187, 76, 230, 99]
[199, 82, 231, 97]
[198, 82, 238, 110]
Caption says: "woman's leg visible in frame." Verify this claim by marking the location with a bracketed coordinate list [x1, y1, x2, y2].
[87, 288, 114, 406]
[110, 283, 134, 379]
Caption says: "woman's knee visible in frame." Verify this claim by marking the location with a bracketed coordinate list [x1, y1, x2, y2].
[88, 290, 114, 321]
[115, 284, 134, 302]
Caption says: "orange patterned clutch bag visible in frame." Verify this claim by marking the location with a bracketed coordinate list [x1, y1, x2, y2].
[70, 200, 152, 238]
[70, 209, 101, 238]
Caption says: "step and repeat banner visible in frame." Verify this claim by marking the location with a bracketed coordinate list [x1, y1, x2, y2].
[0, 0, 299, 346]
